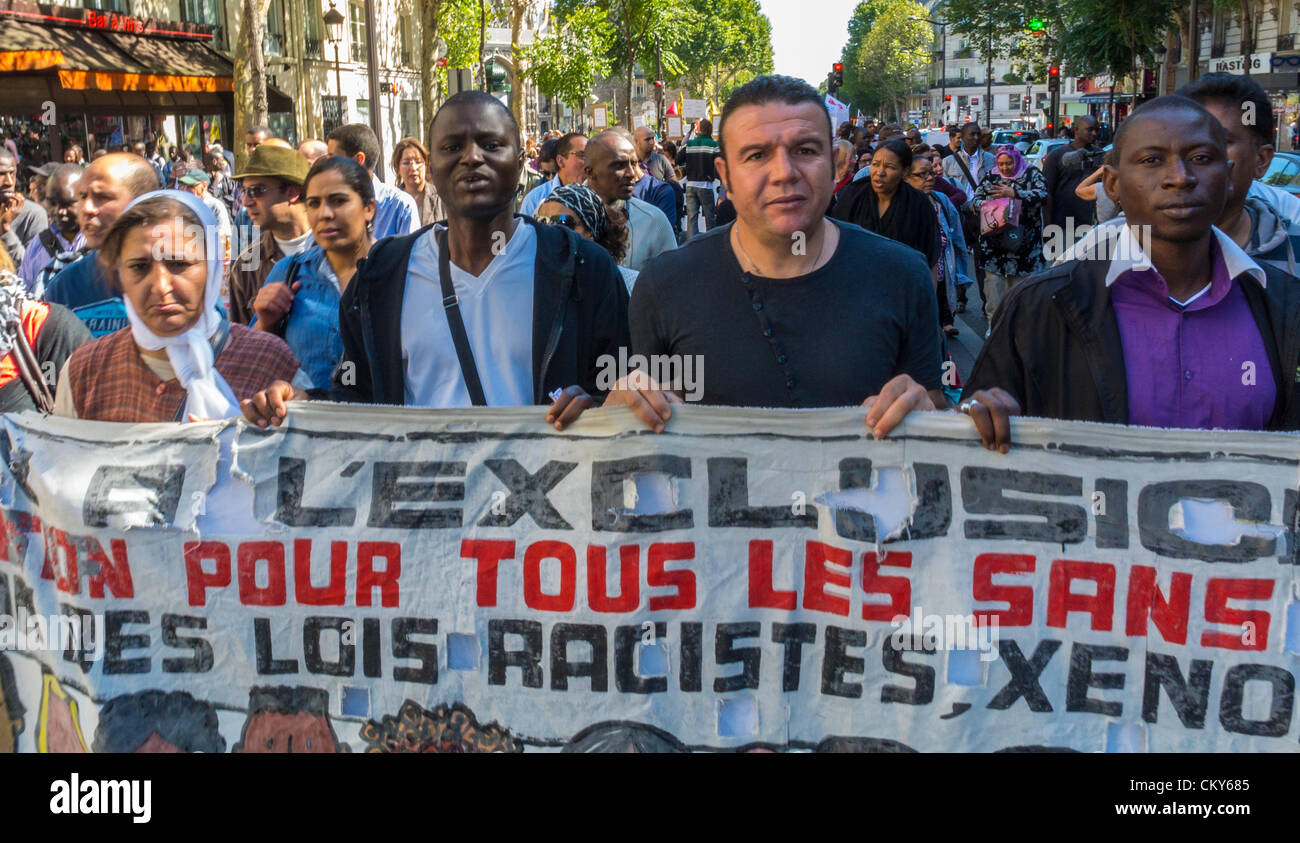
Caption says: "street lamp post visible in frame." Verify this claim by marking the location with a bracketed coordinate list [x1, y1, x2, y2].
[324, 2, 344, 126]
[910, 16, 947, 125]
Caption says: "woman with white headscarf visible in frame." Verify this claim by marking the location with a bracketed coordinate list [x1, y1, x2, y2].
[53, 189, 302, 422]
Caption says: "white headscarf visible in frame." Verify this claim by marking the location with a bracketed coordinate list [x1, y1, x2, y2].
[119, 189, 240, 420]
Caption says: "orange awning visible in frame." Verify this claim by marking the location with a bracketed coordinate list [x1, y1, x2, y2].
[57, 70, 233, 93]
[0, 49, 65, 72]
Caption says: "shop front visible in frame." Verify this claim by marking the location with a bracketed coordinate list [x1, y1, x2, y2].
[0, 0, 290, 170]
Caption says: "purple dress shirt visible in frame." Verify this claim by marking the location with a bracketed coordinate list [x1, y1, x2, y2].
[1111, 239, 1275, 430]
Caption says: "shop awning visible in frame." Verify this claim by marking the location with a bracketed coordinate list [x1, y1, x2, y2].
[1078, 93, 1137, 104]
[1, 20, 291, 111]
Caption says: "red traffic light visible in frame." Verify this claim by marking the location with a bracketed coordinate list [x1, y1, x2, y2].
[1048, 66, 1060, 76]
[833, 63, 843, 72]
[944, 94, 951, 101]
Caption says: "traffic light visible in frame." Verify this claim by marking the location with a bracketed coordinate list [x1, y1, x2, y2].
[1048, 66, 1060, 92]
[832, 62, 844, 92]
[1028, 17, 1045, 32]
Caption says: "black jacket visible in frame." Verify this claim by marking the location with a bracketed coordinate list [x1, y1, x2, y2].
[963, 255, 1300, 430]
[331, 217, 630, 405]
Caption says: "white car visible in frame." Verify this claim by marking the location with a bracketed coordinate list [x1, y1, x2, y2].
[1025, 139, 1069, 171]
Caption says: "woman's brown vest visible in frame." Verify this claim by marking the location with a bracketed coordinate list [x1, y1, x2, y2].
[67, 324, 300, 422]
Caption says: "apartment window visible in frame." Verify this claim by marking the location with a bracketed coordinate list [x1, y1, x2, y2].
[268, 113, 297, 145]
[350, 2, 368, 63]
[84, 0, 129, 13]
[356, 99, 370, 125]
[305, 6, 324, 59]
[181, 0, 227, 49]
[1282, 0, 1295, 37]
[1211, 9, 1227, 57]
[399, 15, 412, 65]
[323, 96, 345, 135]
[401, 100, 420, 139]
[264, 0, 285, 57]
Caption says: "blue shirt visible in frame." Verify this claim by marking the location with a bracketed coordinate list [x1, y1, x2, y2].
[43, 252, 129, 338]
[253, 244, 343, 391]
[372, 176, 420, 240]
[520, 177, 559, 217]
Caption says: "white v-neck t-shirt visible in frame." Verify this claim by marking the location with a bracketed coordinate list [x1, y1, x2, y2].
[401, 221, 537, 407]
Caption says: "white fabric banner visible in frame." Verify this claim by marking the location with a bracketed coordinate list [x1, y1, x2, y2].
[1, 405, 1298, 753]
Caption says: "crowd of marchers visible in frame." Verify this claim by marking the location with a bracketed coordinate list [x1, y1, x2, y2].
[1, 71, 1298, 448]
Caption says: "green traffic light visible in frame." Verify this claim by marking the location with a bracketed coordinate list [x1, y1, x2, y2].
[1028, 17, 1045, 31]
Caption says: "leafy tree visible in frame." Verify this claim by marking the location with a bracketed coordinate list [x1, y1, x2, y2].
[1059, 0, 1180, 123]
[854, 0, 934, 122]
[936, 0, 1066, 83]
[416, 0, 483, 147]
[525, 5, 616, 127]
[557, 0, 700, 128]
[837, 1, 884, 115]
[674, 0, 774, 101]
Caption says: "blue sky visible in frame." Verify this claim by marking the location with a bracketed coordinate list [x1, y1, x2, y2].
[760, 0, 861, 86]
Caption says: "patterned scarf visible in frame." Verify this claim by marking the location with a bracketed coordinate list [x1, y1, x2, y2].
[0, 269, 27, 362]
[549, 183, 609, 241]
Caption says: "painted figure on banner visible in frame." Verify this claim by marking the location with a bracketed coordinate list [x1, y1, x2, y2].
[232, 686, 347, 753]
[360, 701, 521, 753]
[92, 690, 225, 753]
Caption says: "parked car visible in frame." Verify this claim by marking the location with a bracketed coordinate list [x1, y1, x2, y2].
[1261, 151, 1300, 198]
[990, 129, 1041, 152]
[1025, 138, 1069, 170]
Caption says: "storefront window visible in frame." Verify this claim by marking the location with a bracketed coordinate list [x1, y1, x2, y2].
[268, 113, 297, 146]
[349, 2, 368, 63]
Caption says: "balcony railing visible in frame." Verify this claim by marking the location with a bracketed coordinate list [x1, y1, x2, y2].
[1210, 42, 1226, 58]
[305, 36, 323, 59]
[1279, 33, 1295, 51]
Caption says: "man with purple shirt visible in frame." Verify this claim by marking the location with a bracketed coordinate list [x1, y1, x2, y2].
[960, 95, 1300, 449]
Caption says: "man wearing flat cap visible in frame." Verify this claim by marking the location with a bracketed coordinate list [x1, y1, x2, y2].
[226, 145, 312, 325]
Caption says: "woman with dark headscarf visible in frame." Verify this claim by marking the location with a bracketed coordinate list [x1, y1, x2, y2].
[970, 144, 1048, 323]
[830, 138, 941, 274]
[536, 183, 636, 291]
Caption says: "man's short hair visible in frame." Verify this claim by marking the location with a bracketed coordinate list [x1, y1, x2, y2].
[104, 152, 162, 197]
[248, 125, 272, 139]
[537, 137, 559, 164]
[0, 147, 14, 166]
[429, 90, 519, 141]
[326, 124, 381, 171]
[698, 118, 713, 136]
[1112, 94, 1226, 158]
[556, 132, 586, 158]
[1176, 72, 1275, 147]
[718, 74, 830, 159]
[947, 124, 961, 138]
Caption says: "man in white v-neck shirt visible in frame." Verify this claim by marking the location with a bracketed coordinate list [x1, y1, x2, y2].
[401, 218, 537, 406]
[242, 91, 630, 429]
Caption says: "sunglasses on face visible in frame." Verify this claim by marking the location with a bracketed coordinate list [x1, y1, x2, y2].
[242, 184, 278, 199]
[537, 214, 579, 230]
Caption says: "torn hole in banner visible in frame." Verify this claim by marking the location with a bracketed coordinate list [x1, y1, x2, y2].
[622, 472, 678, 515]
[815, 466, 915, 548]
[717, 695, 759, 738]
[448, 632, 480, 670]
[1105, 722, 1146, 753]
[1169, 498, 1288, 546]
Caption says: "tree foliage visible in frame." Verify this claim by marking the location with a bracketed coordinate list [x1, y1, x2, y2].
[673, 0, 774, 101]
[853, 0, 933, 121]
[524, 5, 616, 113]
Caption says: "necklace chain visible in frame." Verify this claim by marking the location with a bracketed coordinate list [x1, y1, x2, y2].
[735, 219, 827, 278]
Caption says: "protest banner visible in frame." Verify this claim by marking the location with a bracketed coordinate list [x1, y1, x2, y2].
[0, 405, 1297, 753]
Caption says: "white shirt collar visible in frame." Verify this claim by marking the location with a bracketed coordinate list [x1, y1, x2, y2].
[1102, 223, 1267, 288]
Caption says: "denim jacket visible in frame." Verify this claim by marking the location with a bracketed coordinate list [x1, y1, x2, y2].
[255, 244, 343, 391]
[932, 191, 974, 290]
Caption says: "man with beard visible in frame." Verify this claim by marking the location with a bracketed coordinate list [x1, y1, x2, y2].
[43, 153, 159, 336]
[0, 148, 48, 267]
[241, 90, 628, 428]
[18, 164, 83, 295]
[964, 95, 1300, 446]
